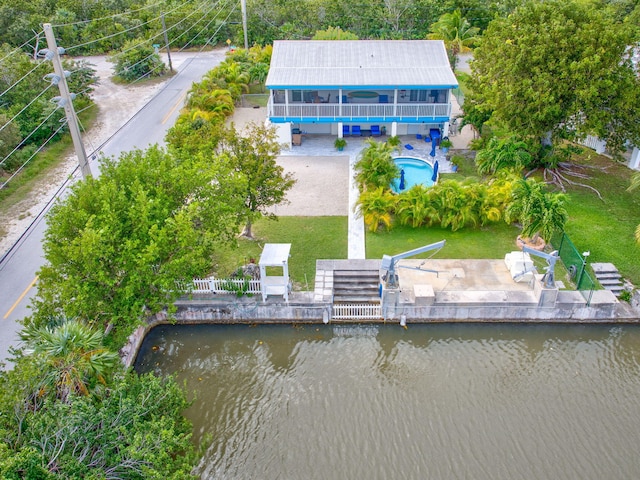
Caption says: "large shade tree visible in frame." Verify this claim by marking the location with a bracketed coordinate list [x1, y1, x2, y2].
[31, 145, 244, 334]
[469, 0, 640, 161]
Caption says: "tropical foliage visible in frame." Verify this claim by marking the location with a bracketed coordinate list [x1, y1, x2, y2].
[20, 318, 119, 403]
[505, 178, 568, 242]
[167, 45, 271, 149]
[467, 0, 640, 158]
[475, 136, 533, 175]
[354, 139, 400, 190]
[0, 334, 197, 479]
[0, 45, 97, 177]
[427, 9, 479, 68]
[312, 26, 359, 40]
[357, 163, 519, 233]
[357, 186, 395, 232]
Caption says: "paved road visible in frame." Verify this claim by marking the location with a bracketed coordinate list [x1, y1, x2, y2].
[0, 51, 225, 367]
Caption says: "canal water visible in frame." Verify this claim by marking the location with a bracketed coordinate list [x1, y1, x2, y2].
[135, 323, 640, 479]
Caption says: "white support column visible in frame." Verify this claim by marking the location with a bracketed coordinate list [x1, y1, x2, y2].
[338, 122, 343, 138]
[391, 122, 397, 137]
[443, 121, 450, 138]
[393, 89, 398, 117]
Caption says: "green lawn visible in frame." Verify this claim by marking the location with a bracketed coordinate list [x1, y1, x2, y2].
[211, 151, 639, 288]
[211, 217, 348, 288]
[365, 223, 521, 259]
[557, 154, 640, 284]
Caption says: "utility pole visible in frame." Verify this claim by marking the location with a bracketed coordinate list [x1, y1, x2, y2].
[240, 0, 248, 49]
[161, 13, 173, 73]
[43, 23, 91, 179]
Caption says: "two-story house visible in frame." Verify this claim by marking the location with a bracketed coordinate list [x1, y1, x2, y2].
[265, 40, 458, 147]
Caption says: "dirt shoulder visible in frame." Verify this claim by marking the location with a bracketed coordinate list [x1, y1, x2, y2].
[0, 52, 209, 256]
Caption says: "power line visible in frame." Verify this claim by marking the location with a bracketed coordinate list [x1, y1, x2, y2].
[130, 0, 232, 84]
[0, 61, 48, 99]
[0, 31, 44, 65]
[194, 1, 238, 53]
[51, 0, 167, 28]
[112, 0, 213, 61]
[180, 0, 235, 51]
[0, 108, 59, 168]
[0, 84, 54, 135]
[65, 0, 201, 53]
[0, 83, 93, 169]
[1, 120, 68, 189]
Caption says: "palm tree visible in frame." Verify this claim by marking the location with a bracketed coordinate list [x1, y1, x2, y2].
[479, 174, 516, 224]
[627, 172, 640, 243]
[395, 185, 434, 228]
[20, 319, 119, 403]
[506, 178, 568, 242]
[356, 187, 396, 232]
[436, 180, 478, 231]
[475, 136, 533, 175]
[354, 139, 400, 190]
[427, 9, 479, 68]
[221, 61, 250, 99]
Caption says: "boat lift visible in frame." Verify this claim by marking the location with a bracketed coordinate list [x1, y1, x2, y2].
[380, 240, 446, 289]
[518, 246, 560, 289]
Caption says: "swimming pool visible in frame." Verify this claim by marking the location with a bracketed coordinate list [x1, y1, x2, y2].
[390, 157, 435, 193]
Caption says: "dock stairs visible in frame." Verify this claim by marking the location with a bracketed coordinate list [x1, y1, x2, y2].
[332, 270, 381, 304]
[591, 263, 624, 297]
[331, 269, 382, 321]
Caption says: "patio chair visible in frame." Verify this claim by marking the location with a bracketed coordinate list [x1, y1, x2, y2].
[352, 125, 362, 136]
[371, 125, 381, 137]
[342, 95, 348, 104]
[379, 95, 389, 103]
[342, 125, 350, 136]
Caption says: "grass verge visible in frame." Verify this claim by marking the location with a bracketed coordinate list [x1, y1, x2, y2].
[211, 216, 348, 288]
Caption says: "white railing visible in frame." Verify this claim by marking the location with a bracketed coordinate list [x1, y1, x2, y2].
[332, 304, 382, 320]
[191, 277, 262, 295]
[268, 101, 451, 121]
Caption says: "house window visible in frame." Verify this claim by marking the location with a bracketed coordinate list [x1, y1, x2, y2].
[409, 90, 428, 102]
[290, 90, 316, 103]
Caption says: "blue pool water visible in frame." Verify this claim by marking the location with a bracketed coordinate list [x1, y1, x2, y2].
[391, 157, 435, 193]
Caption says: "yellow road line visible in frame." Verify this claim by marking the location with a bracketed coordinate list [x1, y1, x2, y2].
[162, 91, 187, 125]
[4, 276, 38, 320]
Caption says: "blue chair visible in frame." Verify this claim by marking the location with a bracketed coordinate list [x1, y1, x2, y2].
[342, 125, 350, 137]
[342, 95, 348, 103]
[371, 125, 381, 137]
[352, 125, 362, 136]
[379, 95, 389, 103]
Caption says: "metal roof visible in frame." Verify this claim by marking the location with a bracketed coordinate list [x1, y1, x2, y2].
[266, 40, 458, 89]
